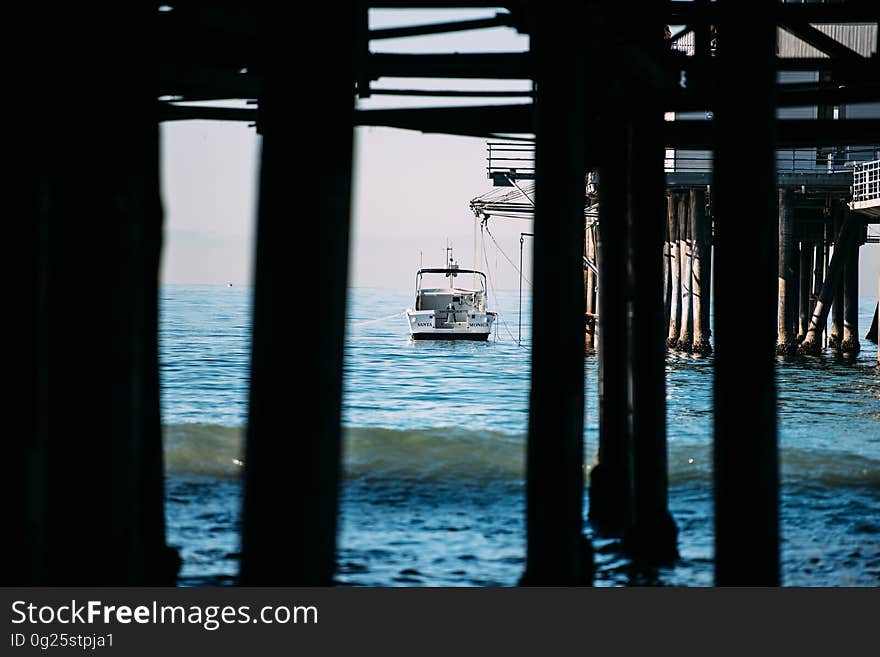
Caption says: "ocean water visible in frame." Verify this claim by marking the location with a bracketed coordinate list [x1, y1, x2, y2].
[160, 285, 880, 586]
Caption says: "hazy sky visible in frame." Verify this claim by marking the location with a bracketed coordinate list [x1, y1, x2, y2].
[159, 9, 879, 294]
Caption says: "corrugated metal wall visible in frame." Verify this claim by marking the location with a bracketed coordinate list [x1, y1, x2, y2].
[778, 23, 877, 59]
[778, 71, 819, 172]
[846, 102, 880, 119]
[667, 23, 879, 173]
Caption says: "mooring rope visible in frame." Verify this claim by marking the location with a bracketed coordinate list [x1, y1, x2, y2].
[480, 226, 528, 349]
[485, 223, 532, 288]
[348, 311, 406, 328]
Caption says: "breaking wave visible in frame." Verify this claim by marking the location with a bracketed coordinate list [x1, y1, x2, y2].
[162, 424, 880, 489]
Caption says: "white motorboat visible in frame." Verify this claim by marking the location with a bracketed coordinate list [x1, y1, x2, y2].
[405, 253, 496, 341]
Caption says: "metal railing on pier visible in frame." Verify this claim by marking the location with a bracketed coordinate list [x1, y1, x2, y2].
[852, 159, 880, 204]
[487, 142, 535, 185]
[488, 141, 880, 181]
[666, 146, 880, 175]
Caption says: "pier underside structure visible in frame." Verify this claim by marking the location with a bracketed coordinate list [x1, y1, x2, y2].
[472, 143, 879, 359]
[11, 1, 880, 586]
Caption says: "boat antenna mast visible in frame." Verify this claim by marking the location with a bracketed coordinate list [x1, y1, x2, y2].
[446, 241, 458, 279]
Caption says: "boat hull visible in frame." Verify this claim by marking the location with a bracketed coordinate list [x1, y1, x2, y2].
[405, 308, 495, 341]
[411, 332, 490, 341]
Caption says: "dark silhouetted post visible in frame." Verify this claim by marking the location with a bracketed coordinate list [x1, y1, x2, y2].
[522, 4, 591, 585]
[9, 6, 171, 585]
[591, 167, 632, 536]
[590, 24, 634, 538]
[713, 2, 780, 586]
[242, 7, 356, 585]
[622, 9, 678, 562]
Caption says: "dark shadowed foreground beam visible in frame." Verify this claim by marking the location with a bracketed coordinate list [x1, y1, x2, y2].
[156, 97, 880, 150]
[591, 111, 631, 536]
[159, 104, 257, 122]
[522, 4, 591, 586]
[356, 104, 534, 138]
[369, 0, 508, 7]
[590, 3, 637, 540]
[366, 88, 533, 97]
[621, 7, 679, 564]
[591, 2, 678, 562]
[713, 1, 780, 586]
[356, 108, 877, 146]
[369, 14, 514, 40]
[664, 0, 880, 23]
[776, 84, 880, 113]
[159, 61, 260, 101]
[241, 6, 356, 585]
[9, 6, 171, 585]
[665, 119, 880, 150]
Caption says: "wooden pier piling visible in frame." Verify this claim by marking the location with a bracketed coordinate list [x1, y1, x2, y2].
[666, 193, 682, 347]
[830, 286, 845, 348]
[812, 239, 825, 346]
[868, 302, 879, 345]
[799, 208, 858, 355]
[841, 243, 861, 353]
[663, 193, 673, 329]
[829, 206, 845, 349]
[590, 119, 632, 538]
[585, 226, 598, 354]
[691, 188, 712, 354]
[623, 30, 678, 562]
[798, 241, 814, 342]
[522, 4, 591, 585]
[821, 218, 831, 348]
[241, 7, 356, 585]
[677, 193, 694, 352]
[876, 278, 880, 365]
[713, 2, 780, 586]
[10, 6, 172, 585]
[812, 241, 824, 318]
[777, 189, 798, 356]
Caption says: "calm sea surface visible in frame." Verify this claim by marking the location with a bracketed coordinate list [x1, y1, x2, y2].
[160, 285, 880, 586]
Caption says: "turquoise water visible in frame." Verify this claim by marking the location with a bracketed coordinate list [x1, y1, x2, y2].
[160, 285, 880, 586]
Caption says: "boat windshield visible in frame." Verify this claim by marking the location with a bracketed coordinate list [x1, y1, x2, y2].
[415, 269, 486, 295]
[415, 288, 485, 312]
